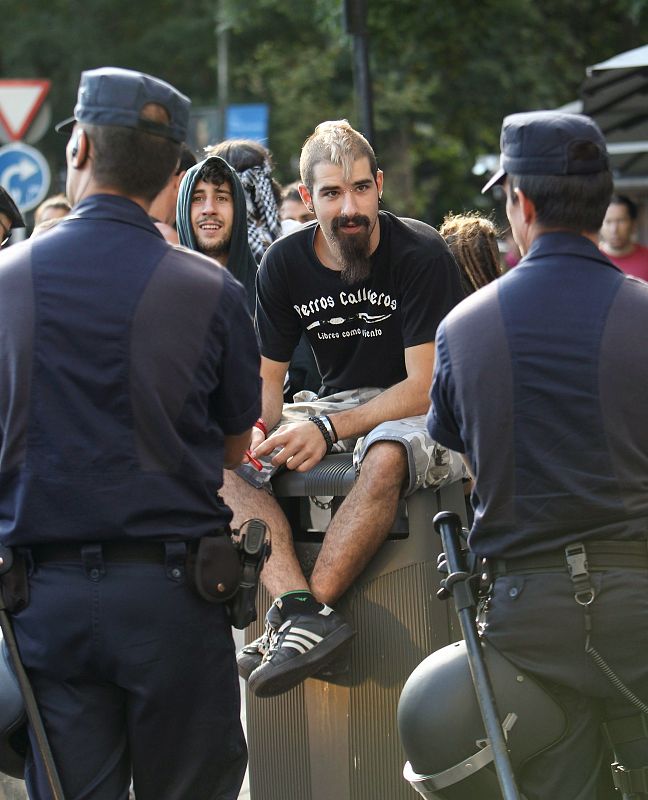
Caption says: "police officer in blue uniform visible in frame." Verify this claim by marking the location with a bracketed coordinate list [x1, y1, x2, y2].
[429, 111, 648, 798]
[0, 67, 261, 800]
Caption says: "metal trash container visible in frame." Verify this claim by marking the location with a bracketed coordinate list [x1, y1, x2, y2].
[245, 454, 467, 800]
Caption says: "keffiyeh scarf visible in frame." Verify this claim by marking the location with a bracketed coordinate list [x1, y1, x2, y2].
[239, 162, 282, 264]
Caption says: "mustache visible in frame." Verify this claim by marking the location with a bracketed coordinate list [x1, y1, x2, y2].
[331, 214, 371, 233]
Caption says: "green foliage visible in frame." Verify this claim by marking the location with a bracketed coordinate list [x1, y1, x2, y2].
[3, 0, 648, 223]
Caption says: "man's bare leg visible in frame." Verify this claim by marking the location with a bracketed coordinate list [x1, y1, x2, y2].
[222, 470, 308, 596]
[224, 467, 355, 697]
[309, 441, 408, 605]
[244, 441, 407, 697]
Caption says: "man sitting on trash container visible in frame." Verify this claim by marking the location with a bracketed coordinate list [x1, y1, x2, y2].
[225, 118, 465, 698]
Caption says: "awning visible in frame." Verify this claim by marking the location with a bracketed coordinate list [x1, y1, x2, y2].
[582, 45, 648, 188]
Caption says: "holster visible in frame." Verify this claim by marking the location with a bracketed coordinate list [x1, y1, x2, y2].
[187, 522, 270, 630]
[0, 546, 29, 614]
[187, 530, 241, 603]
[227, 519, 270, 630]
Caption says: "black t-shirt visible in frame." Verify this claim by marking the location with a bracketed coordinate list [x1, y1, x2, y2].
[256, 211, 464, 393]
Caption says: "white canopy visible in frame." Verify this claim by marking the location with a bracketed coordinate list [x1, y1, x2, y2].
[582, 44, 648, 186]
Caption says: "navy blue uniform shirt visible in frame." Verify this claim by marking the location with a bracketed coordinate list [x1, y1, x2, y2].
[429, 232, 648, 558]
[0, 195, 260, 545]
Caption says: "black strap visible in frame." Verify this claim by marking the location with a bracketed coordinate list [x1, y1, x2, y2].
[604, 714, 648, 747]
[490, 539, 648, 577]
[31, 540, 199, 565]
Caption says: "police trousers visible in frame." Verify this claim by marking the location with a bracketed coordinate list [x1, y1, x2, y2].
[482, 569, 648, 800]
[12, 547, 247, 800]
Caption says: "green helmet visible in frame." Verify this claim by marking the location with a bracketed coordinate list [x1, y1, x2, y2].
[398, 640, 567, 799]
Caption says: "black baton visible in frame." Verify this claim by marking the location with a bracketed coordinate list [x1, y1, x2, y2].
[0, 546, 66, 800]
[434, 511, 521, 800]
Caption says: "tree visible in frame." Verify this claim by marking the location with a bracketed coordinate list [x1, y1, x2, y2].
[3, 0, 648, 224]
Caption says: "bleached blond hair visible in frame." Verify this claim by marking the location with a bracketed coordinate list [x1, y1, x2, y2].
[299, 119, 378, 190]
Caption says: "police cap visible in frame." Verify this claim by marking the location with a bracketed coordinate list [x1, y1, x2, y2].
[56, 66, 190, 143]
[482, 110, 609, 193]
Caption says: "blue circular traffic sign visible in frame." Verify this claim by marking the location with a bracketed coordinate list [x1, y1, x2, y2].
[0, 142, 51, 213]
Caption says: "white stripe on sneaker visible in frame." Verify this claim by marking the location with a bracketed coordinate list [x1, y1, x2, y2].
[281, 639, 309, 655]
[284, 634, 321, 652]
[289, 627, 324, 643]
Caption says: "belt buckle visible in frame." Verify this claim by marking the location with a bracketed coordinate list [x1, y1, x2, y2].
[565, 542, 595, 605]
[565, 543, 588, 579]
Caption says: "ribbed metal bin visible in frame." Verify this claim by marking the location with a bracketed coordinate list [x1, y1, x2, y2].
[245, 454, 466, 800]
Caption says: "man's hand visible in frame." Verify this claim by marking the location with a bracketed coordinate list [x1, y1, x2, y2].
[241, 426, 267, 468]
[253, 420, 327, 472]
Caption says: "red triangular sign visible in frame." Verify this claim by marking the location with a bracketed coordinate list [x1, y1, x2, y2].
[0, 80, 51, 141]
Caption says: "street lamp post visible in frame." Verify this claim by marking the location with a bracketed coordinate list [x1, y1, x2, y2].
[344, 0, 375, 146]
[215, 0, 229, 143]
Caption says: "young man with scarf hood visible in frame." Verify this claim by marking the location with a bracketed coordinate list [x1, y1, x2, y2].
[208, 139, 283, 264]
[176, 155, 258, 309]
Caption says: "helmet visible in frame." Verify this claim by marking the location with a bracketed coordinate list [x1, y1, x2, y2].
[0, 634, 27, 778]
[398, 640, 567, 799]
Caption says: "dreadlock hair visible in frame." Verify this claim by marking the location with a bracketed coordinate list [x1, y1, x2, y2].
[299, 119, 378, 192]
[440, 212, 502, 295]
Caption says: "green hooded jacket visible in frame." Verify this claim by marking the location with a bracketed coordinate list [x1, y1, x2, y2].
[176, 156, 257, 309]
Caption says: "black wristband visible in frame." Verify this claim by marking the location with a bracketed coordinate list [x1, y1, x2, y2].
[328, 415, 339, 443]
[320, 414, 338, 444]
[308, 416, 334, 454]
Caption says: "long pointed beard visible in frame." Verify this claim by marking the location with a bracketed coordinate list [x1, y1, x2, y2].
[330, 215, 372, 284]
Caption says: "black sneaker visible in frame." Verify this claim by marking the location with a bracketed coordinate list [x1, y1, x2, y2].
[248, 605, 354, 698]
[236, 602, 283, 681]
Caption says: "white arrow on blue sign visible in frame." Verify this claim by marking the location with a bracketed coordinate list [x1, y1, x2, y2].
[0, 142, 51, 213]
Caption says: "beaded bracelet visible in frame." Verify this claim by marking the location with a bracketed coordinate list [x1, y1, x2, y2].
[308, 416, 334, 454]
[254, 418, 268, 437]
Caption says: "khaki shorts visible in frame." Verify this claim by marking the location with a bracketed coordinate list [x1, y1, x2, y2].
[236, 388, 465, 496]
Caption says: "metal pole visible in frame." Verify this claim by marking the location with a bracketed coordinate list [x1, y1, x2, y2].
[344, 0, 375, 145]
[216, 0, 229, 143]
[434, 511, 521, 800]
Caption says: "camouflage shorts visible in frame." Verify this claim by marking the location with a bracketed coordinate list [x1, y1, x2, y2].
[236, 387, 465, 496]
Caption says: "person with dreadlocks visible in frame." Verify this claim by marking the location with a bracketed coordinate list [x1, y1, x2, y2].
[439, 212, 503, 295]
